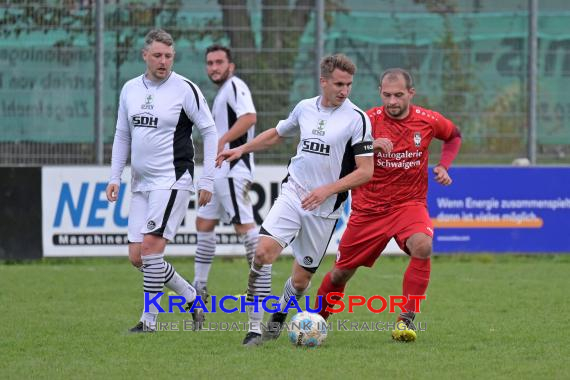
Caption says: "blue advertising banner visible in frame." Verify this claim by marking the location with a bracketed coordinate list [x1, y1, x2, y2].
[428, 167, 570, 253]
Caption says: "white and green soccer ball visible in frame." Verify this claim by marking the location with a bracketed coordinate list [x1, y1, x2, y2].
[288, 311, 328, 348]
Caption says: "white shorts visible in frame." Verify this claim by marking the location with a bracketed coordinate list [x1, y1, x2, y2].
[128, 189, 191, 243]
[196, 177, 255, 225]
[260, 180, 338, 273]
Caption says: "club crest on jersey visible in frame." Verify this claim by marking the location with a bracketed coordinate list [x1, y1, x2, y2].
[132, 112, 158, 128]
[414, 132, 421, 147]
[312, 119, 326, 136]
[141, 94, 154, 110]
[302, 138, 331, 156]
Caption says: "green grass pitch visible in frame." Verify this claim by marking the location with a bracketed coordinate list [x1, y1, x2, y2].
[1, 254, 569, 379]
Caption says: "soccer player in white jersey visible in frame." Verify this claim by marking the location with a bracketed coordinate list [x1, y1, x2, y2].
[105, 29, 218, 333]
[217, 54, 374, 346]
[192, 45, 259, 300]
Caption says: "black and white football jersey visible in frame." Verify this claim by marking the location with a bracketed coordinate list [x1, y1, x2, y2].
[276, 96, 373, 218]
[110, 72, 217, 193]
[211, 76, 256, 181]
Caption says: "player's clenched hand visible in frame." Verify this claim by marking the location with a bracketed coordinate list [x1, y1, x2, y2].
[433, 165, 452, 186]
[197, 190, 213, 207]
[216, 147, 243, 167]
[301, 186, 331, 211]
[373, 138, 393, 153]
[106, 183, 119, 202]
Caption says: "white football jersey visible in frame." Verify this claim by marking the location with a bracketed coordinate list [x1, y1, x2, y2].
[110, 72, 218, 193]
[276, 96, 373, 218]
[211, 75, 256, 180]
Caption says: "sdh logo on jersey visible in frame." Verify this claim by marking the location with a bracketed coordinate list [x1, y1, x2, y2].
[302, 138, 331, 156]
[312, 119, 326, 136]
[132, 112, 158, 128]
[141, 94, 154, 110]
[413, 132, 422, 147]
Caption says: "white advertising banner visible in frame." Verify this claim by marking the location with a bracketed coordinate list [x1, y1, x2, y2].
[42, 165, 402, 257]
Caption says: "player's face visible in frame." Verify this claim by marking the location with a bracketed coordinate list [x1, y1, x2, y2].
[380, 75, 415, 119]
[320, 69, 353, 107]
[143, 41, 175, 82]
[206, 50, 234, 85]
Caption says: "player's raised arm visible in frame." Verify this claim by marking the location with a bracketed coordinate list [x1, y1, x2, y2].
[216, 127, 283, 167]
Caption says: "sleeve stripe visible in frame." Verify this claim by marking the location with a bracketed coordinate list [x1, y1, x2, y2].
[353, 108, 367, 142]
[231, 81, 238, 101]
[184, 80, 200, 110]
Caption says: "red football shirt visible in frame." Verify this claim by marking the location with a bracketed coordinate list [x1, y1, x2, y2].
[351, 105, 456, 214]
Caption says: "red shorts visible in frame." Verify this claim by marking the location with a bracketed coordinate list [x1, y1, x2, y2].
[336, 204, 433, 270]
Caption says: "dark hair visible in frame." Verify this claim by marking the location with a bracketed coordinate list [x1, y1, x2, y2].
[143, 29, 174, 50]
[320, 54, 356, 78]
[205, 44, 233, 63]
[379, 68, 414, 89]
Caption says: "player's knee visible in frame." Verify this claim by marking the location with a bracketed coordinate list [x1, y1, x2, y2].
[253, 246, 272, 264]
[291, 276, 310, 292]
[129, 257, 142, 268]
[410, 240, 432, 258]
[330, 268, 352, 286]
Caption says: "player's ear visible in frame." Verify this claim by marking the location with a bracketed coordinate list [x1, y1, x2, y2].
[409, 87, 416, 97]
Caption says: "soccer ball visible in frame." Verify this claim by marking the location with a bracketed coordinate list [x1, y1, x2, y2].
[288, 311, 328, 348]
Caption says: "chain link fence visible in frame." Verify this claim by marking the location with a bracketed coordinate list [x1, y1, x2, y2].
[1, 0, 569, 165]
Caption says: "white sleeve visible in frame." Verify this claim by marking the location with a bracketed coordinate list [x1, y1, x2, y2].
[109, 88, 131, 185]
[184, 83, 217, 193]
[351, 109, 374, 156]
[229, 79, 256, 117]
[275, 101, 302, 137]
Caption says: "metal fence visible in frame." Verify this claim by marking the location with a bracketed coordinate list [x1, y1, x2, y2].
[1, 0, 569, 165]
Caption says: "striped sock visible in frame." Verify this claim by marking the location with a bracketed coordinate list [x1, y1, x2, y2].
[279, 277, 307, 313]
[141, 253, 165, 325]
[194, 231, 216, 288]
[247, 261, 272, 333]
[243, 228, 259, 267]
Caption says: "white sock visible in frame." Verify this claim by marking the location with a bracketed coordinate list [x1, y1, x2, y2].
[164, 262, 196, 303]
[248, 304, 265, 334]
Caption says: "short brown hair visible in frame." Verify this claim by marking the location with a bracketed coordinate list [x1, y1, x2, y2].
[205, 44, 233, 63]
[320, 54, 356, 78]
[144, 29, 174, 51]
[379, 68, 414, 89]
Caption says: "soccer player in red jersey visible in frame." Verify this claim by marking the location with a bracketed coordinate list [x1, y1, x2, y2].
[315, 68, 462, 341]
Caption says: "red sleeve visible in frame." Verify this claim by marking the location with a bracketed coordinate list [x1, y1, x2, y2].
[432, 111, 456, 140]
[420, 107, 462, 169]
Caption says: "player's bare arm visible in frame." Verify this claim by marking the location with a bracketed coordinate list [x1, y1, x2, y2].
[301, 155, 374, 211]
[373, 137, 393, 153]
[216, 127, 283, 167]
[218, 113, 256, 153]
[106, 183, 119, 202]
